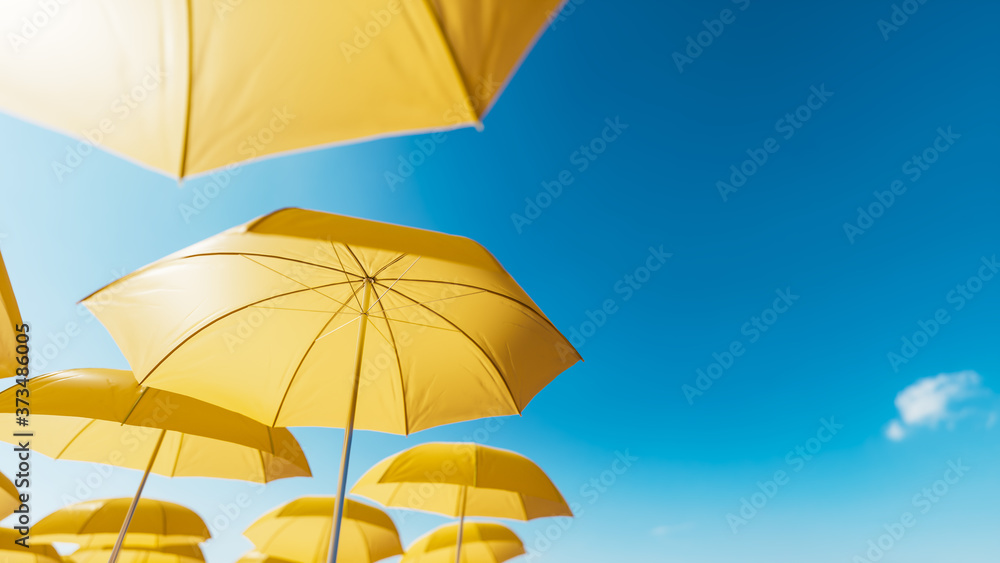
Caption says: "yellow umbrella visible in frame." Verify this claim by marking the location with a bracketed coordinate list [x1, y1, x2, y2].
[0, 249, 23, 379]
[80, 208, 580, 563]
[0, 528, 62, 563]
[33, 499, 208, 547]
[67, 545, 203, 563]
[402, 522, 524, 563]
[0, 471, 21, 520]
[0, 369, 311, 562]
[243, 497, 402, 563]
[234, 552, 295, 563]
[0, 0, 562, 179]
[352, 443, 569, 562]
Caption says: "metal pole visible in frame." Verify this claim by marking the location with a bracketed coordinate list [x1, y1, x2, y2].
[108, 429, 166, 563]
[455, 486, 467, 563]
[328, 278, 372, 563]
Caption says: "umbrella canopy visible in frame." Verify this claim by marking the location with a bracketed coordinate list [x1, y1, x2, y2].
[243, 497, 402, 563]
[32, 499, 209, 547]
[353, 443, 571, 520]
[0, 369, 311, 482]
[81, 207, 579, 563]
[0, 0, 562, 179]
[80, 208, 580, 432]
[0, 250, 23, 379]
[67, 545, 203, 563]
[0, 529, 62, 563]
[402, 523, 524, 563]
[234, 553, 296, 563]
[0, 472, 20, 519]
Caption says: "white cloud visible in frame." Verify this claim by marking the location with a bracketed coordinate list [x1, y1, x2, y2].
[885, 419, 906, 441]
[885, 371, 995, 441]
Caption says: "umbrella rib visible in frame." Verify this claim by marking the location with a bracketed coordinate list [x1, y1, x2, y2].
[240, 255, 358, 310]
[121, 387, 152, 426]
[270, 293, 359, 427]
[52, 419, 99, 460]
[257, 447, 267, 484]
[169, 432, 183, 477]
[344, 245, 369, 278]
[331, 244, 366, 311]
[137, 281, 358, 386]
[374, 298, 409, 435]
[372, 283, 519, 413]
[182, 252, 362, 278]
[373, 290, 486, 314]
[365, 315, 459, 333]
[418, 0, 480, 123]
[381, 278, 567, 337]
[177, 0, 194, 178]
[367, 256, 421, 314]
[371, 253, 408, 278]
[76, 500, 107, 535]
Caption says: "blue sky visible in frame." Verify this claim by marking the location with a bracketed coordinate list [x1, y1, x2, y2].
[1, 0, 999, 562]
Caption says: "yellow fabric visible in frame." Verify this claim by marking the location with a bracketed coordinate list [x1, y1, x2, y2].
[0, 0, 562, 179]
[352, 443, 571, 520]
[0, 369, 311, 483]
[243, 497, 401, 563]
[33, 499, 209, 546]
[0, 529, 62, 563]
[0, 472, 20, 519]
[67, 545, 203, 563]
[72, 536, 198, 552]
[0, 250, 22, 379]
[402, 523, 524, 563]
[82, 208, 580, 433]
[234, 552, 296, 563]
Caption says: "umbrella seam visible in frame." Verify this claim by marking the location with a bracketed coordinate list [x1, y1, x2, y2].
[343, 245, 369, 278]
[417, 0, 480, 124]
[177, 0, 194, 178]
[371, 253, 408, 279]
[380, 278, 563, 336]
[241, 255, 357, 311]
[371, 284, 518, 413]
[52, 419, 99, 460]
[137, 280, 360, 386]
[269, 292, 358, 427]
[374, 299, 409, 435]
[330, 244, 366, 312]
[170, 432, 183, 477]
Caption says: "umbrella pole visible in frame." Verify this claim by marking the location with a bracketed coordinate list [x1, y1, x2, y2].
[455, 486, 467, 563]
[328, 279, 372, 563]
[108, 429, 166, 563]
